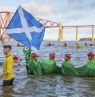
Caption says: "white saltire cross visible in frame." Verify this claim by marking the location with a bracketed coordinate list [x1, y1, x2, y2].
[5, 7, 44, 52]
[5, 6, 44, 42]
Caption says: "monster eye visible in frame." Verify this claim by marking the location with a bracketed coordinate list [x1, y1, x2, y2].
[24, 47, 29, 50]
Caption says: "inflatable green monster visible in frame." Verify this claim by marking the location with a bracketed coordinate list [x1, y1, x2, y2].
[77, 52, 95, 77]
[41, 60, 57, 74]
[61, 53, 78, 76]
[23, 48, 95, 77]
[62, 61, 78, 76]
[41, 53, 58, 74]
[23, 49, 59, 75]
[23, 48, 42, 76]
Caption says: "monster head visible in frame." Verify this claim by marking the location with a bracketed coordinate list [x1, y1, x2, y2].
[23, 47, 31, 61]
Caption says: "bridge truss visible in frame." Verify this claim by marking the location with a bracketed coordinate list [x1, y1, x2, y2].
[0, 11, 94, 41]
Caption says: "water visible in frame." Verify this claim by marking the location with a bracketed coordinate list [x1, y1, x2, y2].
[0, 40, 95, 97]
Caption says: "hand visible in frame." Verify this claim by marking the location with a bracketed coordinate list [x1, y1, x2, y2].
[0, 72, 9, 77]
[4, 72, 9, 75]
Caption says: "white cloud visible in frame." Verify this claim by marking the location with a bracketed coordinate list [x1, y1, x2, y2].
[23, 1, 53, 16]
[0, 0, 95, 40]
[0, 6, 15, 12]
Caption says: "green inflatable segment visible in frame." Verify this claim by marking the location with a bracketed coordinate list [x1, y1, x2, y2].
[61, 61, 78, 76]
[23, 48, 58, 75]
[23, 48, 95, 77]
[41, 60, 58, 74]
[77, 60, 95, 77]
[23, 48, 42, 76]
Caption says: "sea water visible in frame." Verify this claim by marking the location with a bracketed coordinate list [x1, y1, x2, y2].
[0, 40, 95, 97]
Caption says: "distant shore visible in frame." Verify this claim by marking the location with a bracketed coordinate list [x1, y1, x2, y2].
[79, 38, 95, 41]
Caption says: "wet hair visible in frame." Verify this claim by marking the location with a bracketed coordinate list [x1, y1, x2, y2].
[3, 45, 12, 50]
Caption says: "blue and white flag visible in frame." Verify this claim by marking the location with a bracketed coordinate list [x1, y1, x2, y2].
[5, 6, 45, 51]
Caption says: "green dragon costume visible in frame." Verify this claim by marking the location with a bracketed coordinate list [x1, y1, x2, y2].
[41, 60, 57, 74]
[23, 48, 58, 75]
[61, 60, 78, 76]
[23, 49, 95, 77]
[23, 48, 42, 76]
[77, 60, 95, 77]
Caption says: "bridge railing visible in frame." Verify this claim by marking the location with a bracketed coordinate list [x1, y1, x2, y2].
[0, 11, 94, 41]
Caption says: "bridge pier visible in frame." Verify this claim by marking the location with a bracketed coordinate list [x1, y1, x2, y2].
[58, 23, 64, 41]
[92, 26, 94, 42]
[76, 27, 78, 41]
[0, 12, 12, 39]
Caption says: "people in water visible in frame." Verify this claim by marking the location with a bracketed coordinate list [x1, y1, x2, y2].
[0, 37, 14, 86]
[88, 52, 94, 61]
[63, 42, 67, 48]
[47, 42, 54, 46]
[61, 53, 78, 76]
[84, 43, 87, 47]
[77, 51, 95, 77]
[41, 52, 57, 74]
[32, 52, 39, 62]
[76, 43, 81, 48]
[90, 43, 93, 47]
[32, 52, 43, 75]
[2, 45, 14, 86]
[24, 48, 58, 75]
[23, 48, 42, 76]
[24, 48, 95, 77]
[17, 43, 24, 47]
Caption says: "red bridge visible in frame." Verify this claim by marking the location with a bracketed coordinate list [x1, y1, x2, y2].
[0, 11, 94, 41]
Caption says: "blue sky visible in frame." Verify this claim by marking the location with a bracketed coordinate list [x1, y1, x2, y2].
[0, 0, 95, 40]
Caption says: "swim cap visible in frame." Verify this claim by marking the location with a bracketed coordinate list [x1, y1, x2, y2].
[32, 52, 39, 58]
[49, 53, 55, 58]
[65, 53, 71, 59]
[88, 52, 94, 57]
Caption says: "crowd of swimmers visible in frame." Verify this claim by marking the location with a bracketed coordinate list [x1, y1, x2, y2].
[0, 45, 95, 87]
[0, 39, 94, 87]
[64, 42, 94, 48]
[46, 42, 94, 48]
[23, 48, 95, 77]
